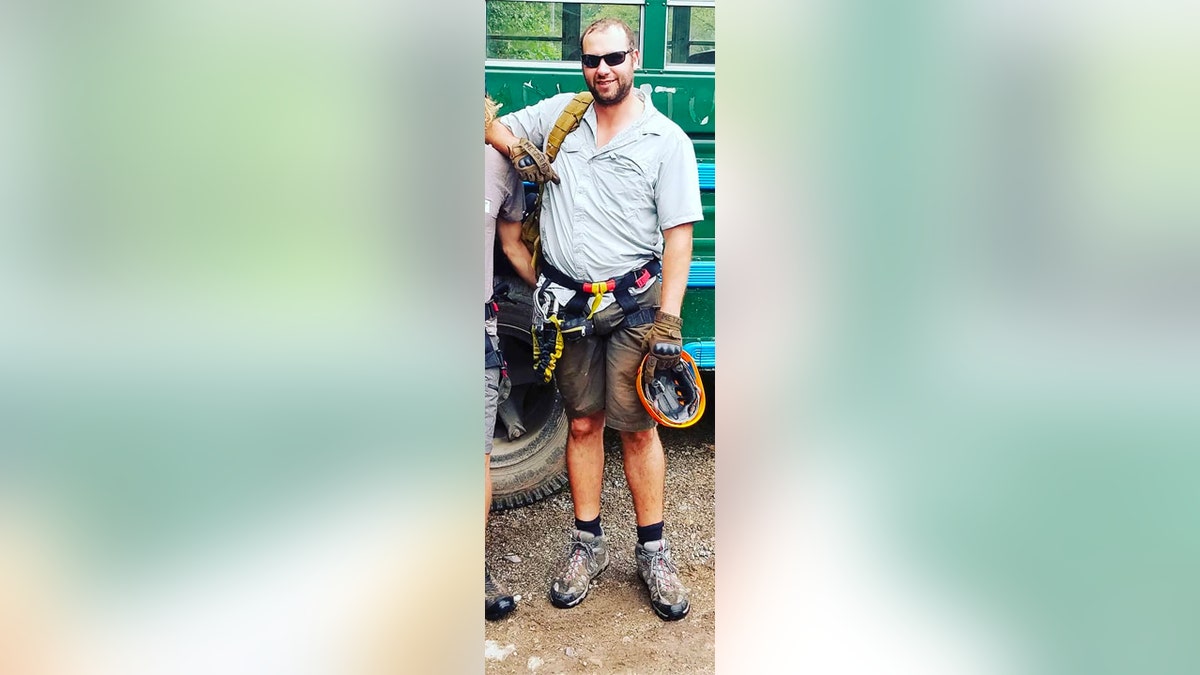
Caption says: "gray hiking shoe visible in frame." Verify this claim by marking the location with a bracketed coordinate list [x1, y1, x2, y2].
[636, 539, 690, 621]
[548, 529, 609, 608]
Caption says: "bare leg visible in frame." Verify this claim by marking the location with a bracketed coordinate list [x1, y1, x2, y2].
[620, 427, 665, 526]
[566, 410, 607, 522]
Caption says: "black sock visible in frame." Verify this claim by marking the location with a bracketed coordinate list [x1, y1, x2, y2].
[637, 521, 664, 545]
[575, 515, 603, 538]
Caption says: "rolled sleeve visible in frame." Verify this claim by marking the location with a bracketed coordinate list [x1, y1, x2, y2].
[655, 130, 704, 230]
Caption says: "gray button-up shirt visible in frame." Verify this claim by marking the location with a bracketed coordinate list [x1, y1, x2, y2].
[501, 88, 702, 312]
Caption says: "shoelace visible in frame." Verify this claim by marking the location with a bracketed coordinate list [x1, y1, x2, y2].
[561, 542, 592, 583]
[646, 550, 680, 593]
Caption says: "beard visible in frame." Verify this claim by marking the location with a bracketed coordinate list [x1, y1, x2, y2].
[586, 72, 633, 106]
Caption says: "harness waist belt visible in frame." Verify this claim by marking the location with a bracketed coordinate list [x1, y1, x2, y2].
[541, 260, 660, 295]
[540, 259, 661, 325]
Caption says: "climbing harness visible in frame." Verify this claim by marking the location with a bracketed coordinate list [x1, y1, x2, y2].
[530, 258, 662, 382]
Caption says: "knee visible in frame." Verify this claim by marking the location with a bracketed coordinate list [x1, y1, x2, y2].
[620, 428, 657, 456]
[569, 411, 605, 440]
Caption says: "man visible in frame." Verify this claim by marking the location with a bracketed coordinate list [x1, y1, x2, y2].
[484, 94, 536, 621]
[485, 18, 701, 621]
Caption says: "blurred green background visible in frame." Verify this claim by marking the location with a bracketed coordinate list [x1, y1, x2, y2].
[717, 1, 1200, 673]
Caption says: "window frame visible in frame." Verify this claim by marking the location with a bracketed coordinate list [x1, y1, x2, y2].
[662, 0, 715, 72]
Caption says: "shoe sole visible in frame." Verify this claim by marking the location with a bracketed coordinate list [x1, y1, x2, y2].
[548, 560, 609, 609]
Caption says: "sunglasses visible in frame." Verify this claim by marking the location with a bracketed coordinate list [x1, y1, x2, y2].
[581, 49, 634, 69]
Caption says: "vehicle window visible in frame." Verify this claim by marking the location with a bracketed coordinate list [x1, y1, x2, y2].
[666, 3, 714, 65]
[486, 1, 643, 63]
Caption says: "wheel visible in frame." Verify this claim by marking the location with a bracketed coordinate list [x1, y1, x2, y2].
[489, 276, 570, 511]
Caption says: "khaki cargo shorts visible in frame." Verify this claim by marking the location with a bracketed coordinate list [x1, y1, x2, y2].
[554, 280, 660, 432]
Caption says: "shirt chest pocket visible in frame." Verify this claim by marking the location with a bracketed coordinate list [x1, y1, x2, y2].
[599, 151, 655, 204]
[558, 133, 588, 157]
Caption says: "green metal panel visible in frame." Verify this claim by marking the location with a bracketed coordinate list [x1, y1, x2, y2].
[640, 0, 668, 71]
[694, 190, 714, 258]
[681, 287, 714, 347]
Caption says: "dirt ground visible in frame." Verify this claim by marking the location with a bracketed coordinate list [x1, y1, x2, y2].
[484, 412, 715, 675]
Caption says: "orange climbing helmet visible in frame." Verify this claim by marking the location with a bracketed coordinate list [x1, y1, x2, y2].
[636, 350, 706, 429]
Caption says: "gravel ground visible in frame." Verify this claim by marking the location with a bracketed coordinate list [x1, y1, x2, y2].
[484, 407, 715, 674]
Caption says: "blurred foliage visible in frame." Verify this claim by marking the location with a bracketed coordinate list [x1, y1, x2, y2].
[486, 1, 641, 62]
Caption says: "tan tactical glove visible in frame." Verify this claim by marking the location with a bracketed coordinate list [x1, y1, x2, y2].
[642, 311, 683, 369]
[509, 138, 561, 185]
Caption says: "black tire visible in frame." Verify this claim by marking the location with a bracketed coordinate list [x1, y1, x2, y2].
[490, 276, 570, 511]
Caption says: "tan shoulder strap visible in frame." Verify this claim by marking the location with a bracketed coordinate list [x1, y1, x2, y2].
[545, 92, 593, 162]
[521, 92, 593, 268]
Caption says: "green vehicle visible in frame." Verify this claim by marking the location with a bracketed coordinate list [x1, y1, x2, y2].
[487, 0, 715, 509]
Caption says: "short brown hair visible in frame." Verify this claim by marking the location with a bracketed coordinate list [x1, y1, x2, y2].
[580, 18, 637, 52]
